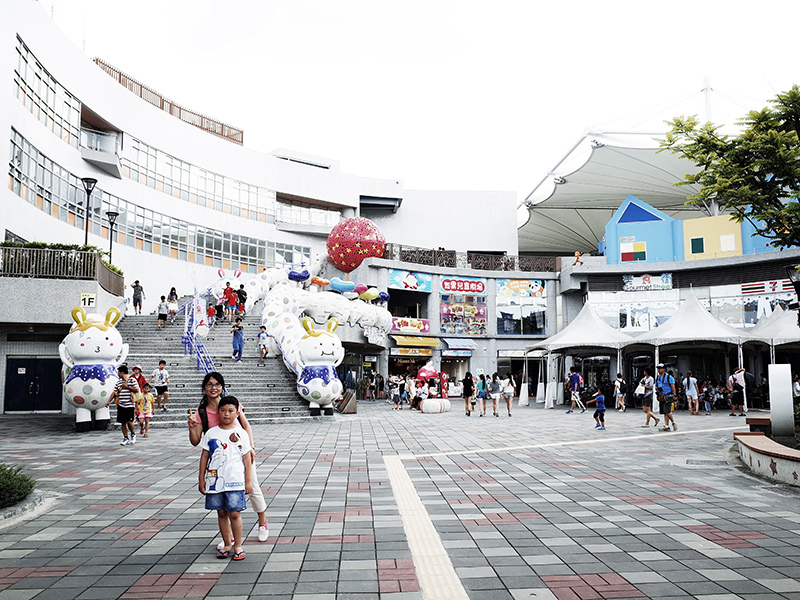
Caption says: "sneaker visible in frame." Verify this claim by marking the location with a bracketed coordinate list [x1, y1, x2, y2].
[565, 410, 573, 414]
[659, 426, 671, 431]
[580, 408, 587, 413]
[594, 423, 601, 428]
[672, 424, 678, 431]
[258, 525, 269, 542]
[163, 406, 168, 412]
[216, 538, 234, 551]
[598, 426, 605, 430]
[237, 360, 243, 364]
[130, 434, 136, 444]
[120, 438, 130, 445]
[232, 355, 237, 360]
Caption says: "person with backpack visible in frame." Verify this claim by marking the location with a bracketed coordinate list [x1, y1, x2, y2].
[614, 372, 627, 412]
[565, 366, 586, 414]
[656, 364, 677, 431]
[188, 371, 269, 545]
[727, 367, 746, 416]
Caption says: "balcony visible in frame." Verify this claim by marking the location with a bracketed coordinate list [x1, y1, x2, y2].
[0, 247, 124, 296]
[383, 244, 559, 272]
[80, 127, 122, 178]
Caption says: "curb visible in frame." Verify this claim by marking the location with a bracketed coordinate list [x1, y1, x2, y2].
[0, 490, 53, 526]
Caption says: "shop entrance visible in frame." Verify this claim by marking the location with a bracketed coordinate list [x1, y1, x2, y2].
[498, 357, 541, 397]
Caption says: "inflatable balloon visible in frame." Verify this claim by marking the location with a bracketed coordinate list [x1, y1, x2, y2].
[359, 287, 380, 301]
[330, 277, 356, 294]
[378, 291, 390, 302]
[289, 269, 310, 282]
[418, 361, 438, 381]
[326, 217, 386, 273]
[60, 307, 129, 432]
[311, 276, 330, 287]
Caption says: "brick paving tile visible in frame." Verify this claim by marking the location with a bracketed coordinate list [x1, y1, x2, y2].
[4, 406, 800, 599]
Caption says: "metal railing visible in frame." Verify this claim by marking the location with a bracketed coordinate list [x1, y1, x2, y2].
[0, 247, 124, 295]
[383, 243, 558, 272]
[183, 329, 216, 374]
[93, 58, 244, 146]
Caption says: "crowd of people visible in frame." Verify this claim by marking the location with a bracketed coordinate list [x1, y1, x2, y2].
[107, 360, 171, 444]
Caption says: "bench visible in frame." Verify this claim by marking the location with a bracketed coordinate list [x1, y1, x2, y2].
[745, 415, 771, 434]
[733, 431, 800, 487]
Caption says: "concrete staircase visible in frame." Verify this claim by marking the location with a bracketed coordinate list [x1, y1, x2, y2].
[115, 298, 316, 428]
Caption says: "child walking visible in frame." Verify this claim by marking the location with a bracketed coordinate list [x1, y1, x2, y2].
[586, 388, 606, 430]
[257, 326, 269, 360]
[136, 382, 155, 438]
[198, 396, 253, 561]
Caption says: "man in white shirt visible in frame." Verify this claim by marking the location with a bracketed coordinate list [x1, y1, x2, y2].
[683, 370, 699, 415]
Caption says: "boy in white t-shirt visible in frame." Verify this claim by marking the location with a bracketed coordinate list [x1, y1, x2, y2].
[199, 396, 253, 561]
[257, 326, 269, 360]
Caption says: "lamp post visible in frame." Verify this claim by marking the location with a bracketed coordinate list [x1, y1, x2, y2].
[106, 210, 119, 264]
[80, 177, 97, 247]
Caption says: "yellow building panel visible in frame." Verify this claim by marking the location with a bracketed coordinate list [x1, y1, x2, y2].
[683, 215, 742, 261]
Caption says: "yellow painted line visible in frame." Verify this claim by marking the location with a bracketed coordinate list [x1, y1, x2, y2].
[384, 454, 469, 600]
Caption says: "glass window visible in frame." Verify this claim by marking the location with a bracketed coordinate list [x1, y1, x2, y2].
[690, 237, 704, 254]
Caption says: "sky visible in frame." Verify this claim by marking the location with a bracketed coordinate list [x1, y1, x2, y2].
[45, 0, 800, 200]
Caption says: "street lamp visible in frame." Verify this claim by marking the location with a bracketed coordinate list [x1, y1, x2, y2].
[80, 177, 97, 247]
[106, 210, 119, 264]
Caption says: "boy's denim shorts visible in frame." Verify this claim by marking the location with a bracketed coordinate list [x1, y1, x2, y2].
[205, 490, 246, 512]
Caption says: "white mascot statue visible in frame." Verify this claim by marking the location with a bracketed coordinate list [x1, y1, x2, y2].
[60, 306, 129, 432]
[295, 317, 345, 412]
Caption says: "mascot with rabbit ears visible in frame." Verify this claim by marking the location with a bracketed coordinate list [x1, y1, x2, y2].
[295, 317, 344, 416]
[60, 306, 129, 432]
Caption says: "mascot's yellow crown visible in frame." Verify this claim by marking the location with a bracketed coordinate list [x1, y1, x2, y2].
[71, 306, 121, 332]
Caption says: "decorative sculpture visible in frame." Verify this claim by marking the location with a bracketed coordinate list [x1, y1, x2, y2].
[60, 306, 129, 432]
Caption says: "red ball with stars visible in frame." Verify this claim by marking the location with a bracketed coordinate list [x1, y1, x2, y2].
[326, 217, 386, 273]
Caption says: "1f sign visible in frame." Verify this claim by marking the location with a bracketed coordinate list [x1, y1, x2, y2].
[80, 293, 97, 308]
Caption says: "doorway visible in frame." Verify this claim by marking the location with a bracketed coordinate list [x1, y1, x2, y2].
[5, 357, 63, 412]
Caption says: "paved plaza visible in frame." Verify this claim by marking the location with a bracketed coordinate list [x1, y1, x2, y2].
[2, 403, 800, 600]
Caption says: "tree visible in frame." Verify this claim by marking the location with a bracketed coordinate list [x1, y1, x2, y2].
[660, 85, 800, 248]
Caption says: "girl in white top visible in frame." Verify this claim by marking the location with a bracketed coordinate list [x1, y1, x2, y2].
[683, 371, 699, 415]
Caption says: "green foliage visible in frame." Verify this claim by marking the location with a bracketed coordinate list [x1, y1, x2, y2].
[0, 464, 35, 509]
[0, 241, 123, 276]
[660, 85, 800, 249]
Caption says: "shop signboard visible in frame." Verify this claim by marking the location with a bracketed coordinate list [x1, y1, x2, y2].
[439, 276, 486, 295]
[622, 273, 672, 291]
[389, 269, 432, 292]
[496, 279, 545, 297]
[363, 326, 387, 346]
[391, 317, 431, 334]
[498, 350, 527, 357]
[390, 347, 433, 356]
[440, 300, 487, 335]
[741, 278, 792, 295]
[442, 349, 472, 357]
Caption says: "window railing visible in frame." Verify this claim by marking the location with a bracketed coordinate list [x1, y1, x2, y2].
[0, 247, 124, 296]
[80, 128, 119, 154]
[383, 244, 558, 272]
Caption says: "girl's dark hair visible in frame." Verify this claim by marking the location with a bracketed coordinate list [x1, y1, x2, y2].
[492, 373, 498, 381]
[200, 372, 225, 408]
[480, 373, 486, 382]
[465, 372, 472, 379]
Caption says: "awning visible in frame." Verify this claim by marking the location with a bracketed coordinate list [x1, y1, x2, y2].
[391, 335, 440, 348]
[444, 338, 478, 350]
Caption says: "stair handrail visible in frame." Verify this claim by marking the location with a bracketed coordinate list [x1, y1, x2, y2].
[183, 328, 216, 374]
[176, 285, 216, 317]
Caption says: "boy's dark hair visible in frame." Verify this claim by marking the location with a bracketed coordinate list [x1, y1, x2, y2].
[235, 317, 242, 323]
[159, 359, 166, 366]
[118, 365, 129, 374]
[161, 295, 166, 300]
[142, 383, 151, 390]
[260, 325, 266, 330]
[219, 396, 240, 410]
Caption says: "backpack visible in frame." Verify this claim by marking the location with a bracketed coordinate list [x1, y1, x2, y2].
[577, 373, 584, 387]
[618, 379, 627, 394]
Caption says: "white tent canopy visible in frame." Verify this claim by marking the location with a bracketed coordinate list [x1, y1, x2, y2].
[634, 295, 746, 346]
[746, 307, 800, 346]
[528, 302, 632, 352]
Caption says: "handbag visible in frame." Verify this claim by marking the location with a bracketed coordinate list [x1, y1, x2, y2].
[634, 383, 645, 396]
